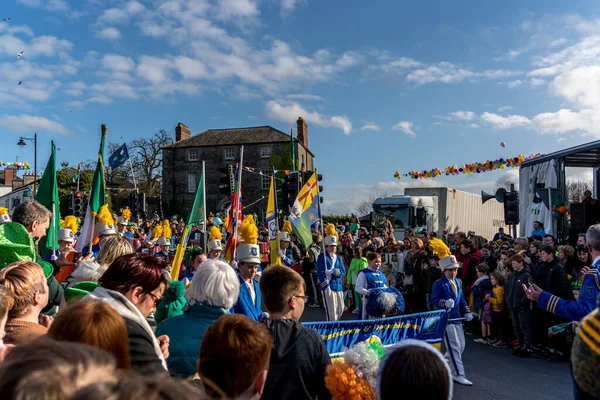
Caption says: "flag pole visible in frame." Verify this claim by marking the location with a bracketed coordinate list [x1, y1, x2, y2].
[76, 163, 81, 193]
[202, 160, 207, 252]
[315, 167, 325, 255]
[273, 166, 280, 259]
[231, 146, 244, 259]
[126, 144, 138, 193]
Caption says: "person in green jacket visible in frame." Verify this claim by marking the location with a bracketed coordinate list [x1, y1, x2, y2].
[347, 247, 368, 315]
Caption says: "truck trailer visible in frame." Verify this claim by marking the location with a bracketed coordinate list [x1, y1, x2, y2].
[372, 187, 506, 241]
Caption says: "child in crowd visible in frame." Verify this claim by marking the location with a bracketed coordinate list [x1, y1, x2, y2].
[487, 272, 508, 348]
[383, 264, 396, 288]
[471, 264, 492, 344]
[506, 254, 533, 358]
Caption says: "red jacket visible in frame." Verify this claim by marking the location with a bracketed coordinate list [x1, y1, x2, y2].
[461, 248, 482, 292]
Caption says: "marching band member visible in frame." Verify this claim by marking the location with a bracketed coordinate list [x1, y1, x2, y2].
[316, 224, 346, 321]
[117, 208, 134, 239]
[355, 252, 387, 320]
[277, 232, 294, 268]
[233, 217, 264, 321]
[207, 226, 223, 259]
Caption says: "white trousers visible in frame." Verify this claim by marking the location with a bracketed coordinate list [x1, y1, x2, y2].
[323, 288, 344, 321]
[443, 323, 466, 377]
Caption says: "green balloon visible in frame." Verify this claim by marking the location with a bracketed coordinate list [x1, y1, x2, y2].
[554, 200, 564, 207]
[552, 211, 561, 218]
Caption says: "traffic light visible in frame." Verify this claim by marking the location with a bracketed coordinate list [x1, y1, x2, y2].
[138, 192, 146, 214]
[316, 173, 323, 204]
[73, 191, 83, 217]
[129, 192, 138, 216]
[504, 191, 519, 225]
[218, 165, 234, 195]
[287, 173, 300, 208]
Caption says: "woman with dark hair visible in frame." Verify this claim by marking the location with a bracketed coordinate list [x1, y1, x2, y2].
[459, 239, 482, 295]
[575, 245, 591, 280]
[47, 300, 131, 369]
[404, 238, 428, 312]
[85, 253, 171, 375]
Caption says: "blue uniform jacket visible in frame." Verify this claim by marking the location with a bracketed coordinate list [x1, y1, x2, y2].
[538, 267, 599, 322]
[430, 275, 470, 324]
[316, 252, 346, 292]
[232, 274, 263, 321]
[281, 248, 294, 268]
[82, 243, 101, 258]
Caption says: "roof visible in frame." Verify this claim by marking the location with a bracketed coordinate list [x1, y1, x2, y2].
[521, 139, 600, 168]
[164, 125, 314, 156]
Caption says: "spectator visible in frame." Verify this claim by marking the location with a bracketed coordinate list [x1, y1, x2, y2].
[487, 272, 508, 348]
[558, 245, 576, 278]
[480, 244, 497, 271]
[196, 314, 273, 399]
[493, 227, 506, 242]
[47, 300, 131, 369]
[506, 254, 533, 358]
[531, 221, 546, 238]
[528, 241, 542, 266]
[543, 235, 556, 247]
[0, 285, 12, 361]
[459, 239, 482, 294]
[577, 233, 587, 247]
[182, 251, 207, 286]
[346, 247, 367, 315]
[155, 258, 239, 378]
[259, 265, 331, 400]
[381, 237, 404, 280]
[378, 339, 452, 400]
[0, 261, 51, 345]
[472, 264, 493, 344]
[404, 238, 428, 312]
[86, 253, 171, 375]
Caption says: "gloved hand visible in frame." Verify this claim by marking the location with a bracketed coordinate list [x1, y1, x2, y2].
[334, 268, 340, 277]
[278, 249, 285, 258]
[444, 299, 455, 309]
[464, 312, 474, 322]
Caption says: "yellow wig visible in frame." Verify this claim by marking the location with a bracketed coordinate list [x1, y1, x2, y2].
[282, 220, 292, 233]
[96, 205, 114, 226]
[210, 225, 222, 241]
[429, 237, 451, 259]
[240, 215, 258, 245]
[61, 215, 79, 233]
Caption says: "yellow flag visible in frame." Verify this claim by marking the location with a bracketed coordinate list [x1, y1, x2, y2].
[266, 174, 281, 266]
[170, 226, 188, 280]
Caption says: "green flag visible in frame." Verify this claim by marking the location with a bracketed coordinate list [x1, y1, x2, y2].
[35, 141, 60, 257]
[90, 125, 107, 214]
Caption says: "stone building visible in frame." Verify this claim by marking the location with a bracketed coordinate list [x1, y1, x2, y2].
[161, 117, 315, 219]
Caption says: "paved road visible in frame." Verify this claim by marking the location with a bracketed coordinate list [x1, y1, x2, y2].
[300, 307, 572, 400]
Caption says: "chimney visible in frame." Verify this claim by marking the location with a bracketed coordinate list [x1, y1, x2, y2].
[3, 167, 15, 187]
[23, 173, 38, 186]
[297, 117, 308, 148]
[175, 123, 191, 142]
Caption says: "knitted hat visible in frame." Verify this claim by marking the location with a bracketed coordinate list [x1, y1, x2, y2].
[572, 296, 600, 397]
[154, 280, 186, 326]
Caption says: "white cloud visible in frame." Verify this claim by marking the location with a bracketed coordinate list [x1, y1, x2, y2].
[265, 100, 352, 134]
[392, 121, 416, 137]
[450, 110, 476, 121]
[281, 0, 305, 16]
[173, 56, 207, 79]
[360, 123, 380, 131]
[136, 56, 171, 84]
[507, 79, 522, 88]
[98, 1, 146, 24]
[406, 62, 520, 85]
[551, 66, 600, 108]
[532, 108, 600, 136]
[216, 0, 260, 21]
[530, 78, 546, 87]
[481, 112, 532, 129]
[101, 54, 135, 72]
[498, 106, 513, 112]
[469, 123, 480, 128]
[96, 27, 122, 40]
[286, 94, 324, 101]
[17, 0, 68, 12]
[0, 114, 70, 134]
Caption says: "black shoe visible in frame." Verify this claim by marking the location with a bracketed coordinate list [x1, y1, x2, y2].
[512, 347, 522, 357]
[548, 352, 563, 363]
[518, 349, 533, 358]
[534, 348, 550, 359]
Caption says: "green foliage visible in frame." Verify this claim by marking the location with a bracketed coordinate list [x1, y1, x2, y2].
[322, 215, 354, 224]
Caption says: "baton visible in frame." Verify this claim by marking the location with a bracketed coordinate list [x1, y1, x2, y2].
[448, 317, 466, 322]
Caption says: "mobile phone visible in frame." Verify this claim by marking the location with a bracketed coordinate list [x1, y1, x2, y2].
[73, 252, 90, 263]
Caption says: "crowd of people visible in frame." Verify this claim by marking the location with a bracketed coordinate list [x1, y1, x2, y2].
[1, 201, 600, 398]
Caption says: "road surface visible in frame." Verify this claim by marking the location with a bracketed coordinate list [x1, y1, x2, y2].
[300, 307, 572, 400]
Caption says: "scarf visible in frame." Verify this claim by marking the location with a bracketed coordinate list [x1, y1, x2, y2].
[472, 275, 490, 287]
[86, 287, 168, 370]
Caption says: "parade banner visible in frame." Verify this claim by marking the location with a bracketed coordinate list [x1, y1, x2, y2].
[304, 309, 449, 357]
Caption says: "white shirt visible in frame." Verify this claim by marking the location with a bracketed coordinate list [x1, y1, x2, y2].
[355, 266, 387, 296]
[245, 280, 256, 304]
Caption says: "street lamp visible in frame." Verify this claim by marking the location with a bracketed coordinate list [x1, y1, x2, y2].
[17, 133, 37, 194]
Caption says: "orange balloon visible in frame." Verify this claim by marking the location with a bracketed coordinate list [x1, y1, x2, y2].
[559, 206, 568, 214]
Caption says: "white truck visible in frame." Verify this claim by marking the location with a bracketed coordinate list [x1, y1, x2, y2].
[372, 187, 506, 241]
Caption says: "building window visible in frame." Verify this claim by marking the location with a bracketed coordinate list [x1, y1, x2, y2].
[188, 149, 198, 161]
[224, 148, 235, 160]
[301, 154, 305, 170]
[187, 172, 197, 193]
[261, 169, 271, 190]
[260, 146, 272, 158]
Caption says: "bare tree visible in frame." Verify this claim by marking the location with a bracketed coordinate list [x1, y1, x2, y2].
[356, 190, 390, 217]
[129, 130, 173, 196]
[567, 180, 592, 203]
[496, 174, 518, 192]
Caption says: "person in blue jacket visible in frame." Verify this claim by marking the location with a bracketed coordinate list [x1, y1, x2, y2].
[316, 234, 346, 321]
[277, 232, 295, 268]
[82, 221, 116, 257]
[354, 251, 387, 320]
[524, 224, 600, 322]
[232, 243, 265, 321]
[431, 255, 474, 387]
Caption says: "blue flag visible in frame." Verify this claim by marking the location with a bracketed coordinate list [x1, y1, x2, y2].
[108, 142, 129, 169]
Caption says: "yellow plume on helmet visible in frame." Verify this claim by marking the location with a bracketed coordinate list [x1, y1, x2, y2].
[96, 205, 114, 225]
[151, 224, 163, 239]
[0, 207, 7, 216]
[61, 215, 79, 233]
[282, 220, 292, 233]
[240, 215, 258, 245]
[429, 237, 451, 259]
[161, 220, 172, 239]
[210, 225, 222, 241]
[222, 216, 230, 230]
[121, 207, 131, 221]
[326, 223, 337, 237]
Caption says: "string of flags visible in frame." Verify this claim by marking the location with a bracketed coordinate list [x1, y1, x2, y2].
[393, 153, 545, 180]
[242, 166, 292, 175]
[0, 161, 31, 170]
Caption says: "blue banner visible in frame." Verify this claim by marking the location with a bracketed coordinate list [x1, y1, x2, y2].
[304, 309, 449, 357]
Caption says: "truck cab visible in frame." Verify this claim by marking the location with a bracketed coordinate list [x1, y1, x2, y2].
[372, 195, 437, 241]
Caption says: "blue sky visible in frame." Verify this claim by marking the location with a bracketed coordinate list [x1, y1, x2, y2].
[1, 0, 599, 214]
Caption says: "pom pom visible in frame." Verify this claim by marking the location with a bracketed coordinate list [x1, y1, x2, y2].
[326, 223, 337, 237]
[161, 220, 172, 239]
[121, 207, 131, 221]
[96, 204, 114, 225]
[429, 237, 451, 259]
[282, 220, 292, 233]
[366, 287, 405, 318]
[325, 363, 375, 400]
[343, 341, 384, 388]
[151, 224, 163, 239]
[240, 215, 258, 245]
[163, 280, 185, 301]
[61, 215, 79, 233]
[0, 207, 7, 216]
[210, 225, 222, 241]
